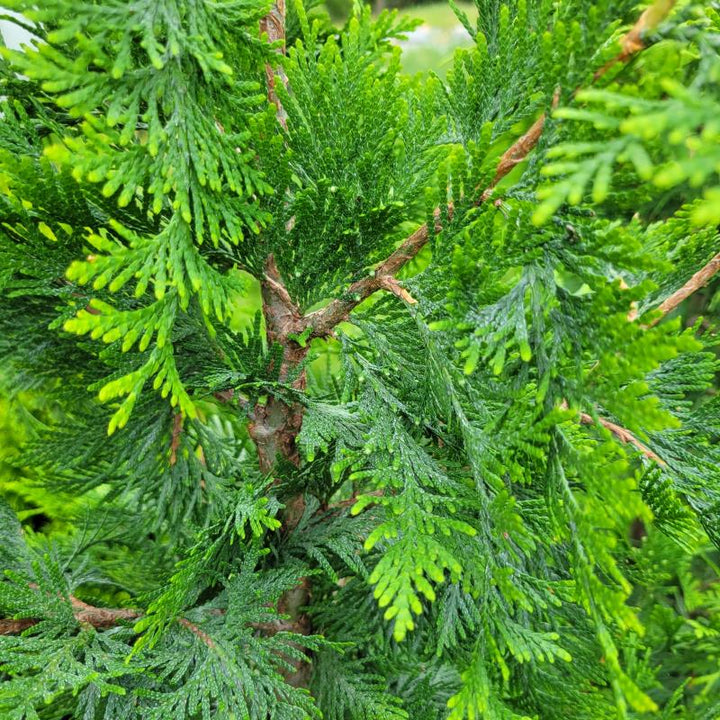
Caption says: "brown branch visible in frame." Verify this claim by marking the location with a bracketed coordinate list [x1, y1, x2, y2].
[0, 618, 38, 634]
[378, 276, 418, 305]
[0, 599, 140, 636]
[249, 619, 301, 633]
[0, 610, 216, 649]
[65, 592, 139, 626]
[263, 255, 302, 333]
[0, 597, 218, 651]
[0, 584, 220, 649]
[304, 207, 445, 337]
[577, 410, 665, 465]
[260, 0, 288, 130]
[243, 257, 315, 684]
[301, 90, 547, 337]
[214, 388, 236, 404]
[169, 411, 183, 466]
[247, 255, 307, 473]
[560, 401, 664, 464]
[303, 2, 674, 339]
[646, 251, 720, 327]
[581, 412, 666, 465]
[479, 91, 560, 204]
[177, 617, 216, 649]
[481, 0, 673, 200]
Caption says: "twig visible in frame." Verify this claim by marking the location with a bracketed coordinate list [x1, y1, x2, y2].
[305, 207, 446, 337]
[577, 410, 665, 465]
[177, 617, 216, 649]
[249, 619, 300, 633]
[479, 90, 560, 204]
[378, 276, 417, 304]
[214, 389, 236, 403]
[646, 251, 720, 327]
[0, 607, 216, 649]
[303, 2, 673, 338]
[560, 401, 664, 464]
[0, 618, 39, 634]
[0, 600, 140, 636]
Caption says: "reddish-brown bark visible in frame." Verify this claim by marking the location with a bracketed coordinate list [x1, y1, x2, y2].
[259, 0, 288, 129]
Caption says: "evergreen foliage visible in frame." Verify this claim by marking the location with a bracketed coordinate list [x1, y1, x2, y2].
[0, 0, 719, 718]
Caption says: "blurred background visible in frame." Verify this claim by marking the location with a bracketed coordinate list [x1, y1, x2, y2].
[328, 0, 477, 75]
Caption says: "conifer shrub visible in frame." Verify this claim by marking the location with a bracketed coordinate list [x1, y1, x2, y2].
[1, 0, 719, 718]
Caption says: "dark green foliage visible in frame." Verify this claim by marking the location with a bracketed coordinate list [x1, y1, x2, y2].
[1, 0, 719, 719]
[269, 4, 440, 308]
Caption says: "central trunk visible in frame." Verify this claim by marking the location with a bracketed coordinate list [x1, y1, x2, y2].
[249, 390, 305, 473]
[246, 255, 312, 686]
[247, 256, 308, 475]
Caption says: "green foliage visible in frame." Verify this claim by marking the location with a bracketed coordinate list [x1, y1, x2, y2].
[312, 652, 410, 720]
[1, 0, 276, 433]
[1, 0, 720, 719]
[534, 4, 720, 227]
[0, 539, 323, 720]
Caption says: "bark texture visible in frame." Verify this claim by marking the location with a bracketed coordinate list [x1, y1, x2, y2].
[649, 251, 720, 327]
[248, 255, 308, 477]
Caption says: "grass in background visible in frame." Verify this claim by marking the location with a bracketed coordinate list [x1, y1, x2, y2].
[398, 0, 475, 29]
[395, 1, 477, 76]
